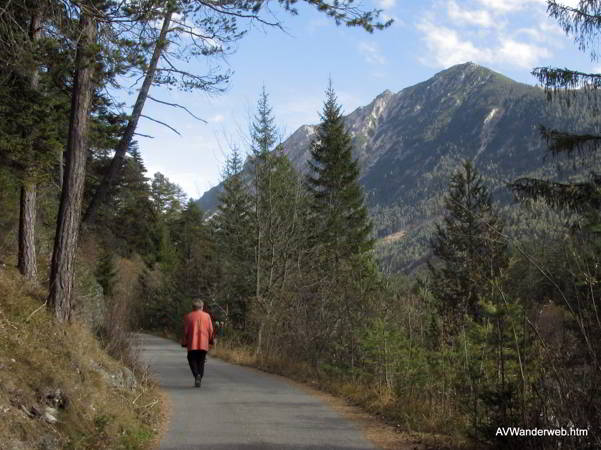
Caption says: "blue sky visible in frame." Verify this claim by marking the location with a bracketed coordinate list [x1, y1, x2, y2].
[131, 0, 594, 198]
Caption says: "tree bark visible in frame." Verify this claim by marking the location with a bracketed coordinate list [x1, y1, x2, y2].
[18, 181, 37, 280]
[48, 6, 96, 322]
[83, 8, 173, 224]
[17, 7, 43, 281]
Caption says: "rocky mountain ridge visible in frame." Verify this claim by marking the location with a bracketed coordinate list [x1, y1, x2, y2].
[198, 62, 595, 272]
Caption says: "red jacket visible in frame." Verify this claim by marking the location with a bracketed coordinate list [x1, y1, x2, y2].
[183, 310, 214, 351]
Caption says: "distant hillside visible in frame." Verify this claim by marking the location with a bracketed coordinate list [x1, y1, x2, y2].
[198, 62, 598, 272]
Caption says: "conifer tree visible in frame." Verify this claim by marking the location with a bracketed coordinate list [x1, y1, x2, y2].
[0, 1, 66, 281]
[248, 87, 307, 355]
[250, 87, 278, 319]
[306, 82, 373, 263]
[251, 86, 278, 157]
[214, 148, 254, 329]
[170, 200, 219, 301]
[428, 160, 506, 323]
[304, 82, 375, 367]
[111, 145, 159, 260]
[49, 2, 98, 322]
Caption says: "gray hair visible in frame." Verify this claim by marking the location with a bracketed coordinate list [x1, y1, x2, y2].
[192, 299, 204, 310]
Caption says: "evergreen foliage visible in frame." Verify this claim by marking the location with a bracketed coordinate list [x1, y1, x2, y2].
[306, 82, 373, 262]
[428, 160, 507, 323]
[214, 148, 255, 330]
[251, 86, 278, 156]
[248, 88, 307, 355]
[110, 147, 161, 261]
[302, 82, 378, 369]
[511, 1, 601, 219]
[3, 1, 601, 445]
[95, 249, 117, 298]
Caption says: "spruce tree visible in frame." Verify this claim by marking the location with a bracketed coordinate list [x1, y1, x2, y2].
[250, 87, 278, 321]
[304, 82, 375, 368]
[111, 145, 159, 261]
[306, 82, 373, 262]
[214, 148, 255, 329]
[428, 160, 506, 323]
[170, 200, 219, 305]
[248, 87, 308, 355]
[251, 86, 278, 157]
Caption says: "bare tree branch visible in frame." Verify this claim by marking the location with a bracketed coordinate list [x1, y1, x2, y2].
[148, 95, 207, 122]
[140, 114, 181, 135]
[134, 132, 155, 138]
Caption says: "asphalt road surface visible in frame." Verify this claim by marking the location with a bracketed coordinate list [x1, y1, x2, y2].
[136, 333, 376, 450]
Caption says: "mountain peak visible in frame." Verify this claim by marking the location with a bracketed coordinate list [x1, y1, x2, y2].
[436, 62, 493, 79]
[377, 89, 394, 99]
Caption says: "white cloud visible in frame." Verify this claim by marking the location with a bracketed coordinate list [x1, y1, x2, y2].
[515, 27, 544, 42]
[498, 39, 550, 68]
[417, 20, 550, 69]
[417, 21, 492, 66]
[416, 0, 569, 71]
[358, 41, 387, 65]
[447, 1, 496, 28]
[475, 0, 579, 13]
[211, 114, 225, 123]
[475, 0, 544, 12]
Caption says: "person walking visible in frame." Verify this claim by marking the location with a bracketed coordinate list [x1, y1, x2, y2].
[182, 299, 214, 388]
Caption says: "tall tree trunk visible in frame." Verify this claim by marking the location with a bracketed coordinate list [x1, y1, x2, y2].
[17, 7, 43, 281]
[18, 181, 37, 280]
[83, 8, 173, 224]
[48, 7, 96, 322]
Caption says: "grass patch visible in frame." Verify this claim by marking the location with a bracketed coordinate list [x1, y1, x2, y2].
[0, 266, 163, 449]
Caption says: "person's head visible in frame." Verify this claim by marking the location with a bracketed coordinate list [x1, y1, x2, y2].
[192, 299, 204, 311]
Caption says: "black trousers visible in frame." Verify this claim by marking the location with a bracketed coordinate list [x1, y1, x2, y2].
[187, 350, 207, 378]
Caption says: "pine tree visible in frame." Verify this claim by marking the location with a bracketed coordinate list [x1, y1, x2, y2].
[0, 2, 66, 281]
[48, 3, 98, 322]
[170, 201, 219, 299]
[251, 86, 278, 157]
[428, 160, 507, 323]
[250, 87, 278, 323]
[248, 87, 307, 355]
[306, 82, 373, 263]
[214, 148, 255, 329]
[304, 82, 376, 368]
[111, 145, 159, 261]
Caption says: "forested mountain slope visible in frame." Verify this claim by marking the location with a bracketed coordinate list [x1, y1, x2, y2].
[198, 62, 596, 271]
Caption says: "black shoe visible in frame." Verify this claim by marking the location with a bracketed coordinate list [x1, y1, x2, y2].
[194, 375, 201, 388]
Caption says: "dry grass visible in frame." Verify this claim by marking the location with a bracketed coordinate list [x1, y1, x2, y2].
[0, 266, 163, 450]
[213, 341, 477, 450]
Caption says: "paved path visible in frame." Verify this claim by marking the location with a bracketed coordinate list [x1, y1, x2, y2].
[136, 333, 376, 450]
